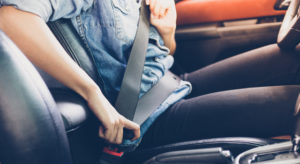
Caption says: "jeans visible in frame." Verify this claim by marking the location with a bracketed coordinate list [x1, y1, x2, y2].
[139, 44, 300, 149]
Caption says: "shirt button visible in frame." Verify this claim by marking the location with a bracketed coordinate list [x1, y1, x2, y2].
[154, 57, 160, 62]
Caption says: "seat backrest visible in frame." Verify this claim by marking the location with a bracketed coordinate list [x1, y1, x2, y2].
[0, 30, 73, 164]
[38, 19, 101, 90]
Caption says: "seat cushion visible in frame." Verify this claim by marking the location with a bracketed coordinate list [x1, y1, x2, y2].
[124, 137, 278, 163]
[51, 89, 90, 133]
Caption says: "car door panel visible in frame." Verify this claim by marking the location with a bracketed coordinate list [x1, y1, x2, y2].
[173, 0, 286, 73]
[176, 0, 285, 25]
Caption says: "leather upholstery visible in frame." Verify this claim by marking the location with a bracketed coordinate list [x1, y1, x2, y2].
[35, 68, 91, 132]
[125, 137, 277, 163]
[52, 90, 90, 132]
[143, 147, 233, 164]
[0, 31, 73, 164]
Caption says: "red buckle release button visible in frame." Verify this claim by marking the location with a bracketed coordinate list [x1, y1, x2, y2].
[103, 147, 124, 157]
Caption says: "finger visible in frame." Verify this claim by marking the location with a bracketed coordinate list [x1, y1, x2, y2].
[150, 0, 156, 13]
[153, 1, 161, 18]
[108, 122, 119, 144]
[159, 6, 167, 18]
[104, 126, 114, 143]
[115, 125, 123, 144]
[131, 128, 140, 141]
[123, 119, 140, 141]
[145, 0, 150, 5]
[100, 126, 116, 144]
[99, 126, 105, 138]
[150, 14, 159, 27]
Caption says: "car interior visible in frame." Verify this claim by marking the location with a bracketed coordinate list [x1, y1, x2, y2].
[1, 0, 300, 164]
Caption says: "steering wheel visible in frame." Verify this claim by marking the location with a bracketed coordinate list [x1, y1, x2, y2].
[277, 0, 300, 50]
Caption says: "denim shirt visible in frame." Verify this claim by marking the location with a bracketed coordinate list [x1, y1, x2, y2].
[1, 0, 192, 151]
[72, 0, 185, 103]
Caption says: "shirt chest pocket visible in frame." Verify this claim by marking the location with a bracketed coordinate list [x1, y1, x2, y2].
[112, 0, 130, 14]
[111, 0, 140, 44]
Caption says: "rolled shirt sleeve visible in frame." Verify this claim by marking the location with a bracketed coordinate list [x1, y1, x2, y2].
[0, 0, 94, 22]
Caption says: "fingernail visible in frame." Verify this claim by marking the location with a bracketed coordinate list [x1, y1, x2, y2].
[151, 14, 157, 19]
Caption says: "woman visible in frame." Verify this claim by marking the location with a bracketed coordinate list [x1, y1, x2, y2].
[0, 0, 299, 151]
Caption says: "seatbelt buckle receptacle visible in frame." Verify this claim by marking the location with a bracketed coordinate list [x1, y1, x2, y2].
[98, 147, 124, 164]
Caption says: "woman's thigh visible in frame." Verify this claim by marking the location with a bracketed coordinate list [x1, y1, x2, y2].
[140, 85, 300, 149]
[183, 44, 300, 97]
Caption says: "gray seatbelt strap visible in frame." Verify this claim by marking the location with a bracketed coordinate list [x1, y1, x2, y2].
[115, 0, 181, 127]
[133, 71, 181, 124]
[114, 0, 150, 121]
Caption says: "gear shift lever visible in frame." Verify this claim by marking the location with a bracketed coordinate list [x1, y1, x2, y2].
[292, 94, 300, 153]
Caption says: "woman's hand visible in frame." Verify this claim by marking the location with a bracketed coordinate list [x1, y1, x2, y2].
[85, 86, 140, 144]
[146, 0, 177, 36]
[146, 0, 177, 54]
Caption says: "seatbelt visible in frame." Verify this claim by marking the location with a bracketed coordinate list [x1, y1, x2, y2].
[115, 0, 181, 127]
[114, 0, 150, 121]
[100, 2, 151, 161]
[133, 72, 180, 124]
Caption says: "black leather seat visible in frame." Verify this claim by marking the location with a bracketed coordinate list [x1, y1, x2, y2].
[34, 69, 90, 132]
[0, 19, 279, 164]
[0, 30, 73, 164]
